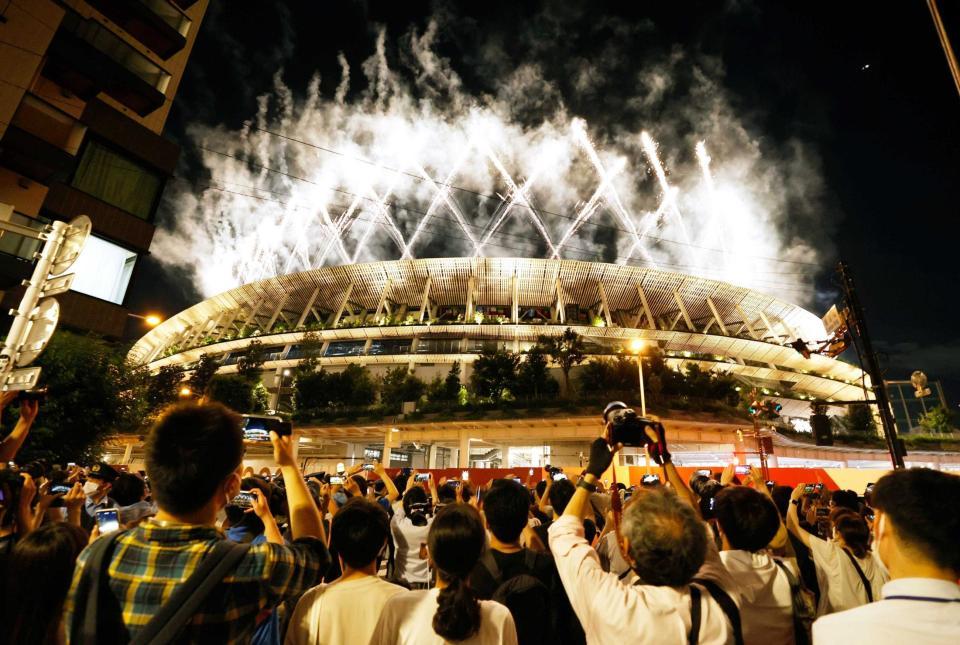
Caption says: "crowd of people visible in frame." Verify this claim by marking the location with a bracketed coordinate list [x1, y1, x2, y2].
[0, 392, 958, 644]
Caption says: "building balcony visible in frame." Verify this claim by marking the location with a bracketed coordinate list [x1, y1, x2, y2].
[42, 11, 170, 116]
[0, 125, 75, 183]
[87, 0, 191, 60]
[44, 182, 155, 252]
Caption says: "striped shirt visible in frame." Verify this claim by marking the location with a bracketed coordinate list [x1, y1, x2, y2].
[64, 519, 329, 643]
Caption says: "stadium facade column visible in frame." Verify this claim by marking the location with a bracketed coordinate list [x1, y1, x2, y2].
[382, 428, 394, 468]
[427, 444, 439, 469]
[458, 431, 471, 468]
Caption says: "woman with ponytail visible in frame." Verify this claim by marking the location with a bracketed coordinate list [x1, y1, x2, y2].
[371, 504, 518, 644]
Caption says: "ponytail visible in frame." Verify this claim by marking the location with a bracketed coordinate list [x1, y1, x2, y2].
[432, 575, 481, 641]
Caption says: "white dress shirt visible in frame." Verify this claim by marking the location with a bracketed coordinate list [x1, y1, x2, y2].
[812, 578, 960, 645]
[369, 587, 518, 645]
[808, 535, 888, 615]
[548, 514, 740, 645]
[719, 550, 796, 645]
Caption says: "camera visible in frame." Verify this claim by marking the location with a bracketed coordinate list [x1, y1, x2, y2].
[361, 463, 375, 471]
[231, 491, 256, 508]
[641, 474, 661, 487]
[241, 415, 292, 442]
[605, 406, 660, 448]
[414, 473, 430, 483]
[328, 475, 345, 485]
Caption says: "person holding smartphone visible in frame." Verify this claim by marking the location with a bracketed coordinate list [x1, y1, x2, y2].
[64, 402, 331, 643]
[391, 471, 437, 588]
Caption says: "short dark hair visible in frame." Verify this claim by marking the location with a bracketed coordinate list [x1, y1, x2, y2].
[437, 483, 458, 504]
[145, 402, 243, 515]
[714, 486, 781, 551]
[111, 473, 146, 507]
[872, 468, 960, 573]
[482, 480, 530, 543]
[350, 474, 368, 497]
[830, 489, 860, 512]
[830, 508, 871, 558]
[770, 485, 793, 519]
[548, 478, 575, 515]
[621, 487, 707, 586]
[331, 497, 390, 569]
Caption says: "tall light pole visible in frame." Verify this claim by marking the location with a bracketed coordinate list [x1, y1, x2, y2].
[271, 368, 292, 412]
[628, 338, 647, 416]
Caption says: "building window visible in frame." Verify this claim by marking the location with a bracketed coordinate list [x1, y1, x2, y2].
[69, 235, 137, 304]
[71, 141, 162, 219]
[0, 211, 46, 261]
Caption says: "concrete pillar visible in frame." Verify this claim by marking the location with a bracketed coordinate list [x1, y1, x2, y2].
[427, 444, 439, 469]
[121, 442, 133, 465]
[458, 431, 471, 468]
[766, 454, 780, 468]
[383, 428, 394, 468]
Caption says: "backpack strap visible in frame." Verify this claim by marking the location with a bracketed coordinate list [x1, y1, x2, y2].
[692, 578, 744, 645]
[479, 549, 502, 585]
[773, 558, 799, 590]
[688, 585, 702, 645]
[130, 540, 251, 645]
[74, 530, 128, 645]
[841, 548, 874, 603]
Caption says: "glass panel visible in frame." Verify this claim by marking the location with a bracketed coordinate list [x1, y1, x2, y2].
[72, 142, 162, 220]
[69, 235, 137, 304]
[414, 338, 462, 354]
[0, 212, 45, 260]
[325, 341, 366, 357]
[368, 339, 411, 356]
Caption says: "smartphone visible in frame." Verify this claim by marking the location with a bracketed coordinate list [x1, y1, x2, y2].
[528, 469, 534, 476]
[814, 483, 825, 492]
[864, 510, 875, 522]
[461, 470, 469, 481]
[641, 474, 661, 486]
[50, 485, 72, 495]
[803, 484, 816, 495]
[552, 472, 567, 481]
[695, 469, 711, 477]
[362, 464, 375, 471]
[67, 462, 76, 468]
[765, 480, 776, 490]
[449, 479, 461, 488]
[735, 465, 752, 476]
[241, 415, 292, 441]
[329, 476, 345, 485]
[511, 476, 523, 484]
[231, 491, 256, 508]
[414, 473, 430, 483]
[815, 507, 829, 518]
[96, 509, 120, 534]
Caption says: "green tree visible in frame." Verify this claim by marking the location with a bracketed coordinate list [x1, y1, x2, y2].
[918, 405, 953, 434]
[143, 364, 185, 415]
[208, 374, 256, 413]
[236, 340, 266, 381]
[470, 349, 520, 401]
[294, 369, 333, 412]
[842, 403, 878, 435]
[6, 332, 141, 464]
[294, 331, 323, 377]
[442, 362, 462, 401]
[537, 328, 586, 397]
[187, 354, 220, 398]
[515, 348, 558, 400]
[380, 367, 427, 411]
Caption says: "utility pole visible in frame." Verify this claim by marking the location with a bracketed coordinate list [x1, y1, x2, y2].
[837, 261, 905, 468]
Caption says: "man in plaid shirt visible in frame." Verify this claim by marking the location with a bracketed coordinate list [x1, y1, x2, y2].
[64, 403, 330, 642]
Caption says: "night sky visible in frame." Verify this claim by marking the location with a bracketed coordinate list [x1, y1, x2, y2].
[126, 1, 960, 409]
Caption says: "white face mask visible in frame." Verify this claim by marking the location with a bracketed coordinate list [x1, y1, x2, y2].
[83, 481, 100, 497]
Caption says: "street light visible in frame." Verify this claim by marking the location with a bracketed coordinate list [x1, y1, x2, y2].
[178, 386, 192, 397]
[627, 338, 647, 416]
[129, 313, 163, 327]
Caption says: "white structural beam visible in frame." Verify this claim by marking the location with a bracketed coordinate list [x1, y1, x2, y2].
[419, 276, 432, 323]
[239, 300, 265, 335]
[706, 297, 728, 336]
[554, 278, 566, 324]
[465, 276, 476, 321]
[672, 289, 695, 332]
[265, 294, 290, 333]
[597, 282, 614, 327]
[634, 284, 657, 330]
[758, 311, 780, 343]
[332, 283, 355, 328]
[296, 287, 321, 329]
[374, 280, 392, 321]
[735, 304, 760, 340]
[511, 275, 519, 324]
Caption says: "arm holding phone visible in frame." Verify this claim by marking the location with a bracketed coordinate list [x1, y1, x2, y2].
[247, 488, 284, 544]
[747, 468, 788, 549]
[0, 398, 39, 463]
[786, 483, 813, 549]
[270, 431, 325, 543]
[374, 461, 400, 502]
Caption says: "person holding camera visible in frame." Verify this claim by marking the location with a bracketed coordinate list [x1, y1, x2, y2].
[548, 402, 741, 644]
[64, 402, 331, 643]
[812, 468, 960, 644]
[391, 471, 437, 588]
[0, 391, 39, 463]
[787, 483, 887, 616]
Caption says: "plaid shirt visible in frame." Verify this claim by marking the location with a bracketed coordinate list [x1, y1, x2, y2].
[64, 519, 329, 643]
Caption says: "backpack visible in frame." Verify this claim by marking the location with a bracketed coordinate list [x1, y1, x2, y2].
[774, 559, 817, 645]
[480, 549, 555, 645]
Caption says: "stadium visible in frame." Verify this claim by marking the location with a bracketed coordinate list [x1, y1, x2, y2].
[121, 256, 960, 481]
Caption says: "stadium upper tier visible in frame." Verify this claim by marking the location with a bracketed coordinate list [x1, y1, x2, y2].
[129, 258, 868, 412]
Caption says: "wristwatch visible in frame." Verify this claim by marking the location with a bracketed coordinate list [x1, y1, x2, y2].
[577, 478, 597, 493]
[791, 500, 801, 507]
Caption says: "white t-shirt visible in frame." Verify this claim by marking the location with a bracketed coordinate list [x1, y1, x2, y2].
[812, 578, 960, 645]
[808, 535, 888, 615]
[285, 575, 407, 645]
[596, 531, 631, 578]
[549, 515, 740, 645]
[369, 587, 518, 645]
[719, 550, 796, 645]
[391, 500, 433, 584]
